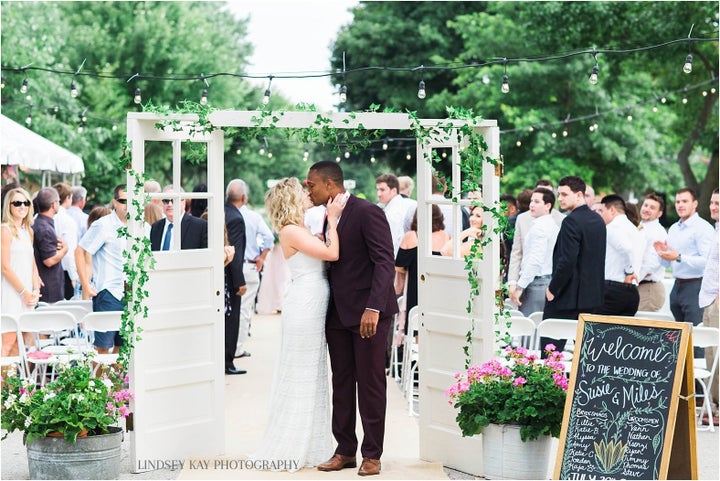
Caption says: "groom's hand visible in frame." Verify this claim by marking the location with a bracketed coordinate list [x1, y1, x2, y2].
[360, 309, 379, 338]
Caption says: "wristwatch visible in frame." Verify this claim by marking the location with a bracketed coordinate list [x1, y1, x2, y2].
[675, 253, 682, 263]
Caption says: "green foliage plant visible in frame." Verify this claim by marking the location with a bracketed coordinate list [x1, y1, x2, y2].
[1, 356, 133, 444]
[446, 345, 568, 442]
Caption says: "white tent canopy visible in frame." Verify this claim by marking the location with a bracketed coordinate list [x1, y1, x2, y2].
[0, 114, 84, 176]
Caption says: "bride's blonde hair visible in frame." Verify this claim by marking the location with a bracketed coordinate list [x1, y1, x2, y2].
[265, 178, 306, 232]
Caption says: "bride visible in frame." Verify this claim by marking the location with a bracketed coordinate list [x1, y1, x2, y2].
[249, 177, 345, 471]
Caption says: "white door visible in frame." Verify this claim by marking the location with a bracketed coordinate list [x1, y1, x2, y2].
[126, 113, 226, 471]
[416, 122, 501, 474]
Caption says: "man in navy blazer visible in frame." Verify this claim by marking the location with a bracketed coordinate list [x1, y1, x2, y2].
[543, 175, 606, 353]
[149, 192, 208, 251]
[224, 180, 248, 375]
[306, 161, 397, 477]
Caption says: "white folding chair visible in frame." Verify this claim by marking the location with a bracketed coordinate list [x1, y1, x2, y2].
[536, 318, 578, 371]
[82, 311, 123, 375]
[1, 313, 27, 378]
[692, 326, 719, 432]
[527, 311, 544, 350]
[506, 309, 524, 318]
[34, 305, 91, 351]
[504, 316, 536, 349]
[389, 296, 404, 381]
[634, 310, 675, 322]
[18, 310, 81, 385]
[52, 299, 93, 314]
[401, 306, 420, 416]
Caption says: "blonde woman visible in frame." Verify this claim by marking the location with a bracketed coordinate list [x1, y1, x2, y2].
[250, 177, 345, 471]
[1, 188, 41, 356]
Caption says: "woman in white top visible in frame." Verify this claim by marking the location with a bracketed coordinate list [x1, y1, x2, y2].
[1, 187, 41, 356]
[249, 177, 345, 471]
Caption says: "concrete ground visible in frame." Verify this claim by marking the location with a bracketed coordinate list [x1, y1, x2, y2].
[3, 312, 719, 480]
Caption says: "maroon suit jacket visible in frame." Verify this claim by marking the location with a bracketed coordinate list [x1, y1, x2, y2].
[327, 194, 398, 327]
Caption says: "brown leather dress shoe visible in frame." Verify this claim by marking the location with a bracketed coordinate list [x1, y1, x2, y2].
[358, 458, 381, 476]
[317, 453, 357, 471]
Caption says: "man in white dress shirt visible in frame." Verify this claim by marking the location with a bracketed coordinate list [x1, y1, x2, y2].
[508, 188, 560, 316]
[376, 174, 406, 257]
[231, 179, 275, 359]
[68, 186, 89, 240]
[507, 180, 564, 303]
[637, 193, 668, 311]
[594, 194, 643, 316]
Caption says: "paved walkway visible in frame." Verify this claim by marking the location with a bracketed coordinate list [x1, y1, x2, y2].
[2, 312, 719, 479]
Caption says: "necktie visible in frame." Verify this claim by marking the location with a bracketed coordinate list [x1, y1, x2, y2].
[162, 222, 173, 251]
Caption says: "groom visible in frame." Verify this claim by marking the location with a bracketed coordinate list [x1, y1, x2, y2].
[306, 161, 398, 476]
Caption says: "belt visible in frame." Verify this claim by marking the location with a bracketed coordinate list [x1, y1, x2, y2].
[605, 280, 637, 289]
[535, 275, 552, 280]
[675, 277, 702, 283]
[639, 280, 656, 285]
[244, 260, 257, 265]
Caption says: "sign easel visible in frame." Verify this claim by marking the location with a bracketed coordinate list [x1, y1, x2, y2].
[553, 314, 698, 480]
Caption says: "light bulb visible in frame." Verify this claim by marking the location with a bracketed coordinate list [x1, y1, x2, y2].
[589, 125, 595, 132]
[262, 89, 271, 105]
[528, 126, 534, 132]
[441, 151, 447, 158]
[259, 148, 265, 156]
[303, 150, 309, 158]
[652, 106, 658, 112]
[417, 80, 426, 99]
[335, 156, 341, 163]
[78, 123, 84, 133]
[406, 153, 411, 160]
[267, 152, 272, 158]
[627, 114, 633, 121]
[70, 81, 78, 98]
[382, 142, 388, 150]
[551, 132, 557, 138]
[112, 124, 118, 131]
[133, 87, 142, 105]
[516, 140, 522, 147]
[712, 88, 717, 94]
[344, 151, 350, 159]
[200, 89, 208, 106]
[81, 114, 87, 123]
[25, 113, 32, 126]
[501, 74, 509, 94]
[370, 155, 376, 163]
[702, 91, 708, 97]
[593, 123, 598, 130]
[0, 77, 4, 89]
[53, 105, 59, 113]
[20, 78, 28, 94]
[562, 128, 568, 137]
[683, 54, 693, 74]
[661, 97, 667, 103]
[236, 148, 241, 155]
[682, 97, 688, 104]
[589, 64, 599, 85]
[339, 85, 347, 103]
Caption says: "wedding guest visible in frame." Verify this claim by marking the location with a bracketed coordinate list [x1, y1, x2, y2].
[33, 187, 67, 303]
[1, 187, 41, 356]
[440, 205, 484, 257]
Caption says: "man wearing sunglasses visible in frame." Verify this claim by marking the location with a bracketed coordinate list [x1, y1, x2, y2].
[76, 185, 128, 354]
[33, 187, 68, 303]
[149, 185, 208, 252]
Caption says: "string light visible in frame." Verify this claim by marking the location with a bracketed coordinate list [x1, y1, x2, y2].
[588, 50, 599, 85]
[343, 150, 350, 159]
[417, 80, 426, 99]
[0, 76, 5, 89]
[335, 156, 341, 163]
[70, 80, 78, 98]
[370, 154, 376, 163]
[25, 112, 32, 126]
[200, 88, 208, 106]
[112, 124, 118, 131]
[501, 58, 509, 94]
[405, 152, 411, 160]
[515, 140, 522, 147]
[199, 74, 209, 106]
[20, 77, 28, 94]
[382, 140, 388, 150]
[262, 76, 273, 105]
[683, 54, 693, 74]
[339, 85, 347, 103]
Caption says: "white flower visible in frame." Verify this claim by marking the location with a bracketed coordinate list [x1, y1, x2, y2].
[19, 392, 28, 403]
[43, 392, 56, 402]
[102, 378, 113, 389]
[4, 395, 16, 409]
[24, 417, 32, 428]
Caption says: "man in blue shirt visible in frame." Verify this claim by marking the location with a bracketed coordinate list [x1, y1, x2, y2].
[654, 188, 715, 335]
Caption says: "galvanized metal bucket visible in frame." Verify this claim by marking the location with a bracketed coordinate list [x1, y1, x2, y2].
[26, 427, 123, 480]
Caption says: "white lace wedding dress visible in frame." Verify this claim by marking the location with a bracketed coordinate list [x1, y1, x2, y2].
[249, 251, 333, 471]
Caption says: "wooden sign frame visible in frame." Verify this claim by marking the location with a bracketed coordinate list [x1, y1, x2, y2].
[553, 314, 698, 480]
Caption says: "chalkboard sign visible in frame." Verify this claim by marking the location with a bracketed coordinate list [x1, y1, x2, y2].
[554, 314, 697, 480]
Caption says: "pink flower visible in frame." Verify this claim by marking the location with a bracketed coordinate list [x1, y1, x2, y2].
[119, 406, 130, 418]
[106, 402, 116, 413]
[513, 376, 527, 386]
[544, 343, 556, 352]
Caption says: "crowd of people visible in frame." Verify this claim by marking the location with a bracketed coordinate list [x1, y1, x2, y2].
[1, 166, 718, 470]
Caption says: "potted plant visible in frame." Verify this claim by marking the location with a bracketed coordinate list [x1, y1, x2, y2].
[446, 344, 568, 479]
[1, 356, 133, 479]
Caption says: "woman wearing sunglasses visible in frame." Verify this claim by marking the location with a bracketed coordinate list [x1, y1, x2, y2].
[1, 187, 41, 356]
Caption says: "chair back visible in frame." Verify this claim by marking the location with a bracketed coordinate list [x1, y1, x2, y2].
[536, 318, 579, 343]
[18, 310, 78, 334]
[52, 299, 93, 314]
[635, 310, 674, 322]
[692, 326, 720, 349]
[504, 316, 535, 338]
[1, 313, 27, 376]
[82, 311, 123, 333]
[36, 304, 88, 322]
